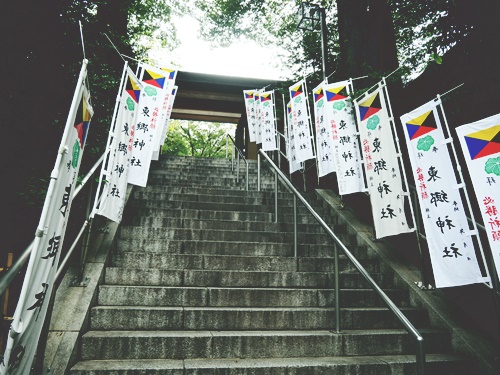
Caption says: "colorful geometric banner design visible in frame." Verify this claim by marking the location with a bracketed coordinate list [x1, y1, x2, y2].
[323, 80, 364, 195]
[286, 101, 302, 173]
[254, 90, 263, 144]
[128, 63, 174, 184]
[289, 79, 315, 163]
[0, 61, 93, 375]
[456, 113, 500, 280]
[401, 98, 487, 288]
[260, 91, 278, 151]
[355, 86, 411, 239]
[150, 64, 177, 161]
[153, 84, 178, 160]
[312, 82, 336, 176]
[94, 66, 141, 223]
[243, 90, 257, 142]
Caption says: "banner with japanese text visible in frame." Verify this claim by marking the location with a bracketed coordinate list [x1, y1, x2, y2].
[401, 99, 486, 287]
[313, 82, 336, 176]
[355, 86, 411, 238]
[93, 66, 141, 223]
[243, 90, 257, 142]
[254, 90, 263, 144]
[324, 80, 364, 195]
[260, 91, 278, 151]
[456, 113, 500, 279]
[151, 67, 177, 160]
[1, 61, 93, 375]
[289, 80, 315, 162]
[286, 101, 302, 173]
[127, 63, 174, 185]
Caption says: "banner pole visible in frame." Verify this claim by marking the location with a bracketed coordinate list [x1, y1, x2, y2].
[303, 79, 319, 188]
[382, 78, 417, 233]
[437, 96, 492, 285]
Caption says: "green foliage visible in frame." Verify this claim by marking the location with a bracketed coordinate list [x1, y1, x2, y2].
[162, 120, 235, 158]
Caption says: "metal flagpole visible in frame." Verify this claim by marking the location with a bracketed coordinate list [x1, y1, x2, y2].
[91, 62, 129, 218]
[302, 78, 319, 189]
[437, 95, 492, 286]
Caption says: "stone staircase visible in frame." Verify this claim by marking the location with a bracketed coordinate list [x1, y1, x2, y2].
[70, 156, 474, 374]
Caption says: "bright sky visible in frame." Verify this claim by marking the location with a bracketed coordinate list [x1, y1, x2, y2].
[149, 14, 286, 80]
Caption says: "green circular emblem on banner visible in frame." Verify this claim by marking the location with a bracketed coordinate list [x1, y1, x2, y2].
[332, 101, 345, 110]
[126, 97, 135, 111]
[416, 135, 435, 152]
[72, 140, 80, 168]
[317, 99, 324, 108]
[264, 102, 270, 107]
[485, 156, 500, 176]
[366, 115, 379, 130]
[145, 86, 157, 97]
[294, 96, 302, 103]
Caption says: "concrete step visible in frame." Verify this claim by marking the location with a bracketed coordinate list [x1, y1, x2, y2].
[134, 186, 294, 199]
[115, 238, 368, 258]
[104, 268, 392, 289]
[118, 227, 340, 245]
[98, 286, 408, 308]
[89, 306, 428, 331]
[79, 329, 448, 360]
[71, 354, 473, 375]
[126, 199, 331, 217]
[111, 253, 380, 273]
[122, 217, 339, 234]
[122, 207, 339, 227]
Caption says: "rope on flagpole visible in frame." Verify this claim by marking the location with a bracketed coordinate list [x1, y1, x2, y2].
[103, 33, 127, 63]
[439, 83, 464, 98]
[79, 21, 86, 60]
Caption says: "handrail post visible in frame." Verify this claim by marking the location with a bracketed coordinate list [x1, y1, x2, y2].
[246, 162, 249, 191]
[75, 178, 94, 285]
[274, 170, 278, 223]
[416, 337, 426, 375]
[334, 243, 340, 333]
[237, 150, 240, 183]
[257, 152, 261, 192]
[225, 135, 228, 159]
[293, 195, 298, 258]
[231, 144, 234, 172]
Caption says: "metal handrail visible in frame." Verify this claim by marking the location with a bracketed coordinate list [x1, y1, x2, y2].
[226, 134, 249, 191]
[0, 154, 105, 296]
[258, 149, 425, 375]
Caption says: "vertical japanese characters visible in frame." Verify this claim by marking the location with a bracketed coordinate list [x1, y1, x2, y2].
[260, 91, 278, 151]
[286, 101, 303, 174]
[401, 99, 487, 287]
[355, 84, 412, 239]
[289, 80, 315, 162]
[0, 61, 93, 375]
[243, 90, 257, 142]
[93, 66, 141, 223]
[456, 114, 500, 279]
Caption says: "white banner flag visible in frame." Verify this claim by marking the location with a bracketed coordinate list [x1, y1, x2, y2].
[355, 85, 411, 239]
[94, 66, 141, 223]
[324, 81, 364, 195]
[261, 91, 278, 151]
[254, 90, 263, 144]
[152, 68, 177, 160]
[401, 99, 487, 288]
[127, 64, 174, 185]
[1, 61, 93, 375]
[286, 101, 303, 173]
[289, 80, 315, 162]
[456, 113, 500, 280]
[243, 90, 257, 142]
[313, 82, 336, 176]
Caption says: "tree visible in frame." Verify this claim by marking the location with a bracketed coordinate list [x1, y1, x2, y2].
[163, 120, 235, 158]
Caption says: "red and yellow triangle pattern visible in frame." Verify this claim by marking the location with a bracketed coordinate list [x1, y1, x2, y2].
[358, 92, 381, 121]
[405, 110, 438, 140]
[464, 124, 500, 160]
